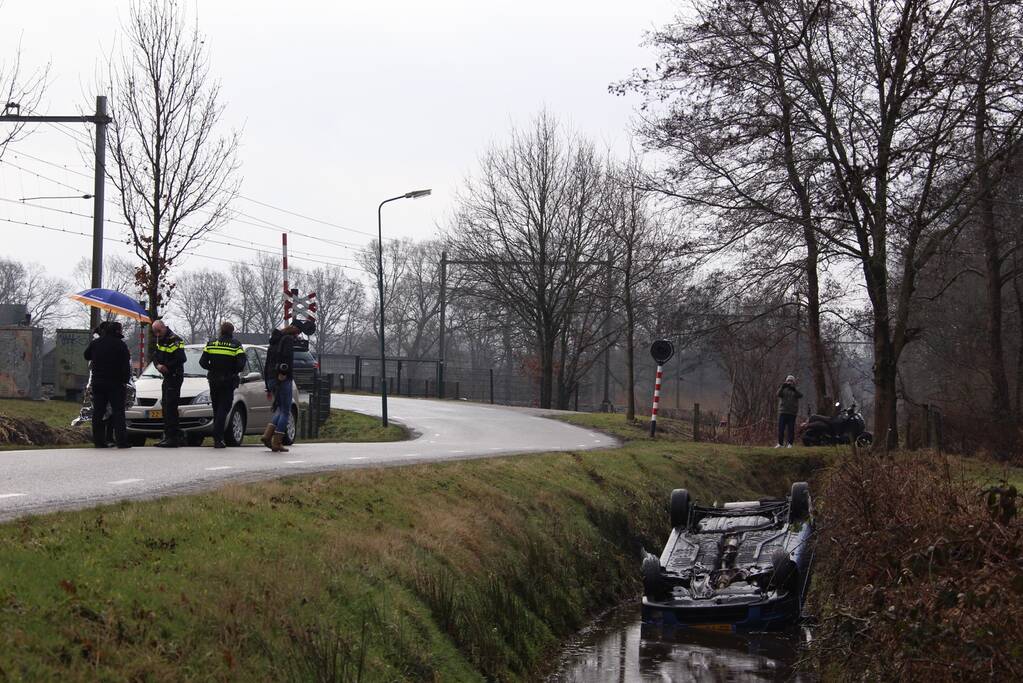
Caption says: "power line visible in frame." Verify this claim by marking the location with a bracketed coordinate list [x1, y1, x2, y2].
[0, 195, 371, 273]
[4, 148, 387, 251]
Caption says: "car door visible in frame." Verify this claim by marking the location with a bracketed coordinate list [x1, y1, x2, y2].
[241, 347, 270, 429]
[242, 349, 270, 429]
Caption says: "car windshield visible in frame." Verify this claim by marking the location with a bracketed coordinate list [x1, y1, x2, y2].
[141, 347, 207, 378]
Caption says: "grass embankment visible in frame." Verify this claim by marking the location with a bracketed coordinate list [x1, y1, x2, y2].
[811, 452, 1023, 680]
[0, 398, 88, 449]
[308, 408, 408, 443]
[0, 414, 827, 681]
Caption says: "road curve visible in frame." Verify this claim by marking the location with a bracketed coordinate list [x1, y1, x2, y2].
[0, 395, 614, 521]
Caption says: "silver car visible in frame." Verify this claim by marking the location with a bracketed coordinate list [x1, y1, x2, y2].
[125, 344, 299, 446]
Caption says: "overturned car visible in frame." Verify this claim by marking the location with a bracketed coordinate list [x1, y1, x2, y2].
[641, 482, 814, 632]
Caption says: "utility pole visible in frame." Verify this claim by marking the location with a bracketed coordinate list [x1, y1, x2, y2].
[438, 250, 447, 398]
[0, 96, 111, 330]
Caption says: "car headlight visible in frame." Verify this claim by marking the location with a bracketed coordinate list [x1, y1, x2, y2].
[192, 390, 211, 405]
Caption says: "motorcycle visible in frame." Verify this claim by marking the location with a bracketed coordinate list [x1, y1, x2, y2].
[800, 402, 873, 448]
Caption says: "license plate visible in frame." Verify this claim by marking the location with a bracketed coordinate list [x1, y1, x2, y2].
[692, 623, 732, 633]
[148, 410, 163, 419]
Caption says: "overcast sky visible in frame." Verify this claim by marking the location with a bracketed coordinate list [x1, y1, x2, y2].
[0, 0, 677, 293]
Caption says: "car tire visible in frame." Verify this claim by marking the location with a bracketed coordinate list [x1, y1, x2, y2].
[224, 406, 246, 447]
[670, 488, 690, 529]
[128, 434, 148, 447]
[282, 406, 298, 446]
[642, 554, 667, 600]
[789, 482, 811, 524]
[185, 433, 205, 447]
[769, 548, 798, 591]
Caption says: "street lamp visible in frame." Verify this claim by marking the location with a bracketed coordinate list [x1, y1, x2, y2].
[377, 189, 431, 427]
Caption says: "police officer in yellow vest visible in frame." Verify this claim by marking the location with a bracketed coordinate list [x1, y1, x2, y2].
[199, 321, 247, 448]
[151, 319, 187, 448]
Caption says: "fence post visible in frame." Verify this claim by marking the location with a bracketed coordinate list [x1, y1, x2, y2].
[397, 362, 402, 397]
[693, 402, 701, 442]
[455, 381, 460, 400]
[489, 368, 494, 404]
[354, 355, 361, 391]
[371, 376, 375, 394]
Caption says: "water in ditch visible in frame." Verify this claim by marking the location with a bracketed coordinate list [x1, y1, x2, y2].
[548, 603, 815, 682]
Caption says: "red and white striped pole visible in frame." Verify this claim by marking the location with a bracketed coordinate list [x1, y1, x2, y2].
[650, 364, 664, 436]
[282, 232, 291, 325]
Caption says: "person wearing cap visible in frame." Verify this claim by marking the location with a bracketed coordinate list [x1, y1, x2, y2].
[151, 319, 187, 448]
[83, 321, 132, 448]
[776, 375, 802, 448]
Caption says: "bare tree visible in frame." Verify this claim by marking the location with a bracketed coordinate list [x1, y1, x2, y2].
[107, 0, 240, 325]
[0, 15, 47, 160]
[302, 264, 368, 356]
[0, 257, 69, 331]
[229, 253, 281, 335]
[173, 269, 230, 343]
[449, 112, 611, 408]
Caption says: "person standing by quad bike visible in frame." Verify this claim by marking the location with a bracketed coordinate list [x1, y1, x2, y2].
[775, 375, 802, 448]
[261, 325, 300, 453]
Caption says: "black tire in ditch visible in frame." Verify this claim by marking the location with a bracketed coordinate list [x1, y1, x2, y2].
[768, 548, 798, 591]
[670, 488, 691, 529]
[789, 481, 811, 524]
[642, 554, 667, 600]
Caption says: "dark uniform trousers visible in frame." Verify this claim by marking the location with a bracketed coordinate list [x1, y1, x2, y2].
[162, 374, 184, 441]
[209, 379, 236, 442]
[92, 381, 127, 447]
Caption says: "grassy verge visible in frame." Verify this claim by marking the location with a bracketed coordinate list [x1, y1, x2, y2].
[0, 398, 83, 429]
[0, 414, 827, 681]
[810, 451, 1023, 680]
[306, 408, 409, 443]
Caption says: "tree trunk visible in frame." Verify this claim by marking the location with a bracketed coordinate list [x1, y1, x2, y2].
[872, 324, 900, 451]
[804, 234, 829, 414]
[624, 246, 637, 421]
[976, 0, 1012, 421]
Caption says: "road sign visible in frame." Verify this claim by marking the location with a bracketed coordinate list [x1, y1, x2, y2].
[650, 339, 675, 364]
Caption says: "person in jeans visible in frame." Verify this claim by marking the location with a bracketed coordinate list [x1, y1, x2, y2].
[262, 325, 300, 452]
[776, 375, 802, 448]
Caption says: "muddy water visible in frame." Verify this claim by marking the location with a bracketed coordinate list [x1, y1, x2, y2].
[548, 603, 814, 682]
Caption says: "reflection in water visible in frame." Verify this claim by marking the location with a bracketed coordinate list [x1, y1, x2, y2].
[550, 604, 815, 682]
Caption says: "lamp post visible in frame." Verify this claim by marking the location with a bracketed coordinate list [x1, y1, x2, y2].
[377, 189, 431, 427]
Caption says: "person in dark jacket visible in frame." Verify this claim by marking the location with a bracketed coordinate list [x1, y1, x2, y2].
[83, 321, 132, 449]
[199, 321, 247, 448]
[776, 375, 802, 448]
[261, 325, 299, 452]
[151, 319, 187, 448]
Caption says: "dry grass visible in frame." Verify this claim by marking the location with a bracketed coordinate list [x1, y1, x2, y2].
[811, 452, 1023, 680]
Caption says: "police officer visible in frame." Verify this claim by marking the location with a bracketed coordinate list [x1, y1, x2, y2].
[199, 321, 246, 448]
[151, 319, 186, 448]
[83, 321, 132, 449]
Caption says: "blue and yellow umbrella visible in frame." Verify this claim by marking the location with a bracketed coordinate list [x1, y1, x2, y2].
[69, 288, 151, 324]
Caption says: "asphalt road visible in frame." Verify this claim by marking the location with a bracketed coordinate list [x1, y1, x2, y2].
[0, 395, 614, 521]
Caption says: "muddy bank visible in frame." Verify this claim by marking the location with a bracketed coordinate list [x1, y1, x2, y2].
[0, 414, 87, 446]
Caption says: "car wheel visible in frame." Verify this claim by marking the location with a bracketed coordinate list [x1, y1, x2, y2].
[855, 433, 873, 449]
[185, 433, 205, 447]
[768, 548, 798, 591]
[642, 554, 667, 600]
[282, 406, 298, 446]
[129, 434, 148, 447]
[225, 406, 246, 447]
[670, 488, 690, 529]
[789, 482, 811, 524]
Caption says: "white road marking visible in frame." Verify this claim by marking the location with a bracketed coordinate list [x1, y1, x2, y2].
[402, 453, 421, 457]
[108, 478, 143, 485]
[205, 466, 232, 471]
[451, 450, 465, 454]
[350, 456, 367, 460]
[0, 493, 27, 499]
[284, 460, 306, 464]
[577, 444, 587, 447]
